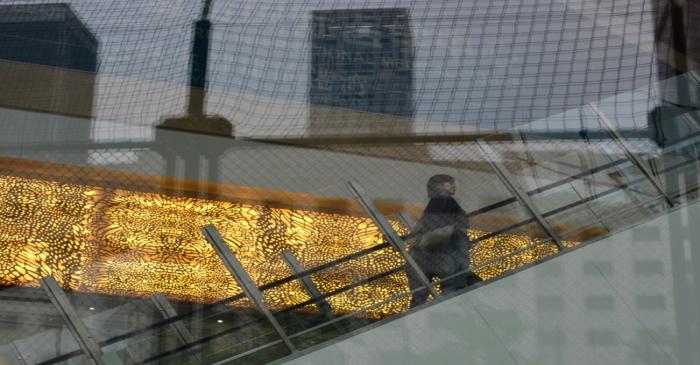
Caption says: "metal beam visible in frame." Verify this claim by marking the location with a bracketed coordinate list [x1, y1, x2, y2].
[10, 341, 28, 365]
[201, 225, 297, 353]
[589, 104, 675, 207]
[475, 140, 566, 251]
[151, 294, 202, 362]
[345, 180, 439, 298]
[152, 294, 195, 344]
[40, 276, 106, 365]
[251, 129, 651, 147]
[280, 251, 336, 322]
[396, 212, 416, 230]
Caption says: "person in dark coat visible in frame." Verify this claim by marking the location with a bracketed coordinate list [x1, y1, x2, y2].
[406, 174, 481, 308]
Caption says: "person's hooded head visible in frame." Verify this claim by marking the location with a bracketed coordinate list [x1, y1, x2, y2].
[427, 174, 456, 198]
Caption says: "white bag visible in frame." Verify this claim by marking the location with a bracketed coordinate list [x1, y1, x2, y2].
[415, 224, 456, 252]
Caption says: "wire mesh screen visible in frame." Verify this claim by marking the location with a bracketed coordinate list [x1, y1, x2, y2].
[1, 0, 700, 364]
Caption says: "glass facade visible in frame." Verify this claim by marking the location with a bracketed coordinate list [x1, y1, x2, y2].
[0, 1, 699, 364]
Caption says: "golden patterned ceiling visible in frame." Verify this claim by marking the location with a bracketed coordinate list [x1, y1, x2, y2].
[0, 173, 575, 318]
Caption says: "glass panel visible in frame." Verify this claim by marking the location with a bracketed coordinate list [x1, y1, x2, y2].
[108, 295, 287, 365]
[200, 226, 562, 364]
[0, 279, 95, 365]
[470, 235, 560, 282]
[287, 290, 413, 352]
[595, 72, 700, 201]
[482, 122, 667, 243]
[62, 291, 161, 349]
[469, 201, 537, 241]
[247, 199, 411, 340]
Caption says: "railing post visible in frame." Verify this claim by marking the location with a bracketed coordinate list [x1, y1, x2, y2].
[201, 225, 297, 353]
[589, 103, 675, 207]
[396, 212, 416, 230]
[151, 294, 202, 362]
[10, 342, 28, 365]
[345, 180, 439, 299]
[476, 140, 566, 251]
[280, 250, 335, 321]
[280, 251, 348, 332]
[40, 276, 108, 365]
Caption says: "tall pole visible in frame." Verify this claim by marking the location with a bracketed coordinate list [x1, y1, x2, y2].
[201, 0, 213, 19]
[188, 0, 213, 117]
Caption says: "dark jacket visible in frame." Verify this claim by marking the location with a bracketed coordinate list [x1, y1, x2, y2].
[408, 197, 469, 251]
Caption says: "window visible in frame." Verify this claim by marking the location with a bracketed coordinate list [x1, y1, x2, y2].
[585, 295, 615, 311]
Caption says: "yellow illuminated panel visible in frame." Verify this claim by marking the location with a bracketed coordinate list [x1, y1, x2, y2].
[0, 176, 101, 287]
[0, 175, 578, 318]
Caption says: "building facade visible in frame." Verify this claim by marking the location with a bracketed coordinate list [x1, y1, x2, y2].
[309, 8, 414, 137]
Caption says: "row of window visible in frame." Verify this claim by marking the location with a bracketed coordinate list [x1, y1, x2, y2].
[535, 260, 665, 277]
[536, 294, 667, 312]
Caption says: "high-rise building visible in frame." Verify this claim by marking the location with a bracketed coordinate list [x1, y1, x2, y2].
[0, 3, 98, 166]
[648, 0, 700, 147]
[309, 8, 414, 137]
[0, 3, 98, 118]
[653, 0, 700, 79]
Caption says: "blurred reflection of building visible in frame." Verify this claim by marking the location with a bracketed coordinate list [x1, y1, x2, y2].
[649, 0, 700, 147]
[652, 2, 700, 364]
[648, 1, 700, 185]
[653, 0, 700, 79]
[309, 8, 414, 138]
[0, 3, 97, 117]
[0, 3, 97, 162]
